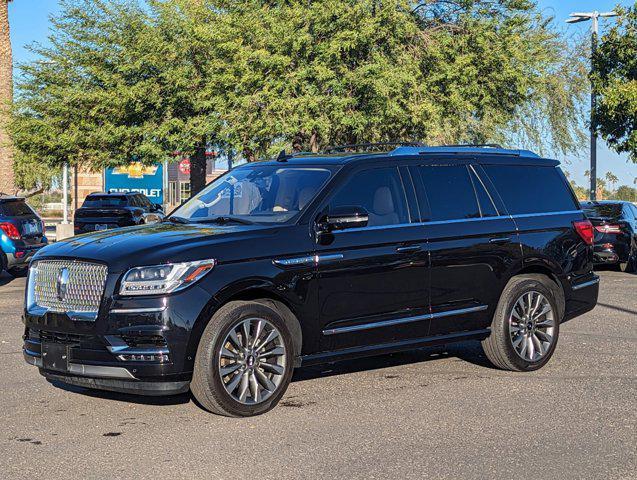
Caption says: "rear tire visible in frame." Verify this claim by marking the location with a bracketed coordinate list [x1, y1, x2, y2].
[482, 275, 560, 372]
[191, 300, 294, 417]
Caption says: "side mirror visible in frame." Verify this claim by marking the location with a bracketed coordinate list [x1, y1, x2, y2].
[318, 206, 369, 232]
[152, 204, 163, 212]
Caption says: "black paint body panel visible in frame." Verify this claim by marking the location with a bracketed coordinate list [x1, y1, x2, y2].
[23, 152, 598, 393]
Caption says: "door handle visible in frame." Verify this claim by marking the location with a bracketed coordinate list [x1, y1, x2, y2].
[489, 237, 512, 244]
[396, 245, 422, 253]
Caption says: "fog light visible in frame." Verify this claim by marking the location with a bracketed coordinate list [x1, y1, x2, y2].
[117, 353, 170, 362]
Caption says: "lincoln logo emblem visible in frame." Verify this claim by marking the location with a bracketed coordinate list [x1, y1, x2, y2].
[56, 268, 70, 301]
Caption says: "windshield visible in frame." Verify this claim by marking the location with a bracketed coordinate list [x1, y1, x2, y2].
[173, 165, 333, 224]
[581, 203, 623, 219]
[82, 196, 128, 208]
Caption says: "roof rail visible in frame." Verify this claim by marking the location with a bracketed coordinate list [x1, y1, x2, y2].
[324, 141, 425, 154]
[388, 145, 539, 158]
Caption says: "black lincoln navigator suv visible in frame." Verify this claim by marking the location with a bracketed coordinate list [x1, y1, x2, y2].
[23, 145, 599, 417]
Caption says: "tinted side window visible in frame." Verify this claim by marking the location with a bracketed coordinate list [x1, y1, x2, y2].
[327, 167, 409, 227]
[484, 165, 578, 215]
[469, 167, 499, 217]
[416, 165, 480, 221]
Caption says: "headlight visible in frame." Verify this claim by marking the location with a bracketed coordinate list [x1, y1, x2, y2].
[119, 259, 216, 296]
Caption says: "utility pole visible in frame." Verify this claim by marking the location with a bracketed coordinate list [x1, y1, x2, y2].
[566, 11, 617, 201]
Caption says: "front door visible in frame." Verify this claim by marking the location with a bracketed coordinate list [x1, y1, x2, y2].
[314, 165, 430, 351]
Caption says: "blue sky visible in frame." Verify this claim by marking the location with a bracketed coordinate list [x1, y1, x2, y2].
[8, 0, 637, 187]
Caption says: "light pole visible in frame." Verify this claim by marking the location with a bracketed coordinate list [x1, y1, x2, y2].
[566, 11, 617, 201]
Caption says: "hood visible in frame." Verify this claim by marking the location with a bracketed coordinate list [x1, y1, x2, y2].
[33, 222, 279, 273]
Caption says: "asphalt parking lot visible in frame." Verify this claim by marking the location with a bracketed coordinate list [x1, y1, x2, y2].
[0, 270, 635, 479]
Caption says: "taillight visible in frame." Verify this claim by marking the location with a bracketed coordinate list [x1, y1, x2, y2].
[0, 222, 21, 240]
[573, 220, 594, 245]
[594, 224, 622, 234]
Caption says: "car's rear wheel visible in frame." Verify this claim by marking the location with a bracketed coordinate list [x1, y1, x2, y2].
[482, 275, 560, 372]
[191, 300, 294, 417]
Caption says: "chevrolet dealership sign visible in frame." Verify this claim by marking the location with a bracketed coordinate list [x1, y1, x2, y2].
[104, 163, 164, 204]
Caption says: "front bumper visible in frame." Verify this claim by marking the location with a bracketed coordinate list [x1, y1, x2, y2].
[22, 279, 216, 396]
[5, 243, 47, 268]
[25, 352, 189, 395]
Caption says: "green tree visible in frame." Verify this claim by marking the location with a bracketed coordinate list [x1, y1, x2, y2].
[214, 0, 587, 156]
[591, 3, 637, 162]
[11, 0, 588, 188]
[605, 171, 619, 192]
[615, 184, 636, 201]
[11, 0, 221, 194]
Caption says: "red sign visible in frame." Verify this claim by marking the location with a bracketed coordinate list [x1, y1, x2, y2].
[179, 159, 191, 175]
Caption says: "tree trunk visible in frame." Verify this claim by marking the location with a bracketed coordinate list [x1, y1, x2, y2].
[310, 131, 319, 153]
[190, 143, 207, 196]
[243, 147, 256, 163]
[0, 1, 15, 195]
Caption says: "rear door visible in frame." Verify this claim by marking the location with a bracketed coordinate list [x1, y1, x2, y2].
[314, 164, 430, 351]
[482, 164, 590, 277]
[411, 161, 521, 336]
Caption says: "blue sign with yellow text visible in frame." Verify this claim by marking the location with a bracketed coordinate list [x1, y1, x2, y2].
[105, 163, 164, 205]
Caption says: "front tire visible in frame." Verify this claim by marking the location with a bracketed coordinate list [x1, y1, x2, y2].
[482, 275, 560, 372]
[191, 300, 294, 417]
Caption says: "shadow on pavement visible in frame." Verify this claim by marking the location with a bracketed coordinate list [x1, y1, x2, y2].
[292, 340, 494, 383]
[596, 302, 637, 316]
[48, 379, 192, 406]
[46, 341, 493, 404]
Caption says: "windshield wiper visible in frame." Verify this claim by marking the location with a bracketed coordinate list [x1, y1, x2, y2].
[196, 216, 254, 225]
[164, 216, 190, 224]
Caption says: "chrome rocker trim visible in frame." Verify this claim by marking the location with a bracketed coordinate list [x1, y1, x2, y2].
[322, 305, 488, 335]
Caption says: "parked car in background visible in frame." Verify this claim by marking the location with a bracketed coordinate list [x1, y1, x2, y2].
[581, 200, 637, 273]
[74, 192, 164, 235]
[0, 196, 48, 276]
[24, 145, 598, 417]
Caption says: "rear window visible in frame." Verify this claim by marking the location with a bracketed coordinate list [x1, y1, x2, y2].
[483, 165, 577, 215]
[82, 195, 128, 208]
[581, 203, 623, 219]
[0, 200, 35, 216]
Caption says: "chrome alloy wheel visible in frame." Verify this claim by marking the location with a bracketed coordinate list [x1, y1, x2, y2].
[218, 318, 286, 405]
[508, 291, 555, 362]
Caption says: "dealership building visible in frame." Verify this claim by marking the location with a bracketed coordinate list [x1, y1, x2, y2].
[70, 152, 236, 212]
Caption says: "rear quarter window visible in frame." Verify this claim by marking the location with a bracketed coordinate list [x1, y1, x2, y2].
[0, 200, 35, 216]
[483, 165, 578, 215]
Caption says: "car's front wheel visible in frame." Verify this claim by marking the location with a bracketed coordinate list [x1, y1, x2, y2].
[482, 275, 560, 371]
[191, 300, 294, 417]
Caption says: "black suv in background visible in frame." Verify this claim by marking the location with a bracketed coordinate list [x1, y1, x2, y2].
[23, 145, 598, 417]
[0, 196, 47, 276]
[74, 191, 164, 235]
[581, 200, 637, 272]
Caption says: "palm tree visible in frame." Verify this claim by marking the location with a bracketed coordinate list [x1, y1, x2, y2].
[0, 0, 14, 196]
[605, 172, 619, 194]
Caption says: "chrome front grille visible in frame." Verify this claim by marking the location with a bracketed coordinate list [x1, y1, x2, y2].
[28, 260, 108, 317]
